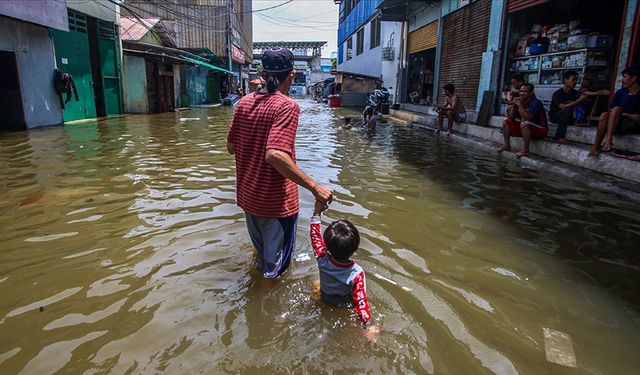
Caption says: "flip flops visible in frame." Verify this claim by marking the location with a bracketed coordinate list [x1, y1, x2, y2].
[612, 149, 640, 160]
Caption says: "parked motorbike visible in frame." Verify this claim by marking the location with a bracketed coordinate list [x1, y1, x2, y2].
[366, 87, 390, 114]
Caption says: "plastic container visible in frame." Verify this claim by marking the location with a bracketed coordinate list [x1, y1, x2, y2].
[328, 95, 341, 108]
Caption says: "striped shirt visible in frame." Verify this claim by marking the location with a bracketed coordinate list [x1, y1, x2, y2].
[227, 91, 300, 218]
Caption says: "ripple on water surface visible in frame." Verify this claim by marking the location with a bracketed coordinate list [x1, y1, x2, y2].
[0, 100, 639, 374]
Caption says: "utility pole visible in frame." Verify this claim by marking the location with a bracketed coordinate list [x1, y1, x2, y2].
[227, 0, 233, 86]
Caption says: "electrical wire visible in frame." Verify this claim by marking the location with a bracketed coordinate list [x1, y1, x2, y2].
[256, 13, 336, 31]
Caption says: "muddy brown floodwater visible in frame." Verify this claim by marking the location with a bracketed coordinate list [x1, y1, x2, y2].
[1, 98, 639, 374]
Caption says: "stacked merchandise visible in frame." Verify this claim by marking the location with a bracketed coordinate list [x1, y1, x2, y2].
[515, 20, 613, 57]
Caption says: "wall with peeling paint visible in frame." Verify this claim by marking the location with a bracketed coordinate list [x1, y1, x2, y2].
[0, 16, 62, 128]
[184, 66, 209, 105]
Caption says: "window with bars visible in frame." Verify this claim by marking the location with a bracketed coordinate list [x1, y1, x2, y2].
[98, 20, 115, 40]
[356, 28, 364, 55]
[370, 16, 381, 49]
[346, 37, 352, 60]
[68, 10, 87, 33]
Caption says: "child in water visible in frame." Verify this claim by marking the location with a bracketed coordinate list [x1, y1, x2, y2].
[343, 116, 352, 129]
[363, 106, 377, 130]
[310, 201, 378, 335]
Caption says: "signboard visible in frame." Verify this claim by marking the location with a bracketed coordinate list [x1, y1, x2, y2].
[231, 44, 245, 64]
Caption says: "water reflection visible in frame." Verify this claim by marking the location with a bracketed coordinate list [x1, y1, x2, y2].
[0, 99, 639, 374]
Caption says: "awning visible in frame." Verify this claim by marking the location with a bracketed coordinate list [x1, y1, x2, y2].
[377, 0, 409, 21]
[179, 54, 234, 74]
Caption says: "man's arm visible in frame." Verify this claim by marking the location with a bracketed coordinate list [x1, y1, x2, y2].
[559, 92, 592, 110]
[517, 100, 535, 121]
[265, 149, 332, 203]
[226, 141, 235, 155]
[622, 113, 640, 122]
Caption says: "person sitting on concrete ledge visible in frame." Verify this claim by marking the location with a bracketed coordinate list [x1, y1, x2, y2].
[497, 83, 548, 158]
[588, 65, 640, 157]
[549, 70, 597, 144]
[435, 83, 467, 137]
[503, 73, 525, 118]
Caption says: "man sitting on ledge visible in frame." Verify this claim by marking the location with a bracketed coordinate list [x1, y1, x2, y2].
[497, 83, 548, 158]
[549, 70, 597, 144]
[589, 65, 640, 157]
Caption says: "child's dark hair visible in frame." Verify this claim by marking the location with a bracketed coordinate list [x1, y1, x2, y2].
[323, 220, 360, 260]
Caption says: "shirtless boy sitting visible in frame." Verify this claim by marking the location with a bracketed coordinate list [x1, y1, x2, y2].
[435, 83, 467, 137]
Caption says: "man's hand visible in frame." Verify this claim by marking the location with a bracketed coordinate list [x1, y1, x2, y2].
[312, 183, 333, 204]
[515, 98, 524, 108]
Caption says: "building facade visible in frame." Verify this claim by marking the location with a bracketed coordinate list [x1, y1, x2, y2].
[124, 0, 253, 104]
[253, 41, 327, 95]
[0, 0, 67, 129]
[336, 0, 639, 117]
[49, 1, 123, 122]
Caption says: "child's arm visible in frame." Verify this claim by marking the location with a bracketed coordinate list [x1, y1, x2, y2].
[310, 201, 328, 259]
[351, 271, 371, 326]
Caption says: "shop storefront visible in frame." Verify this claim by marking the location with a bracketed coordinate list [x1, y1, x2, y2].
[406, 20, 438, 105]
[501, 0, 628, 113]
[438, 0, 492, 111]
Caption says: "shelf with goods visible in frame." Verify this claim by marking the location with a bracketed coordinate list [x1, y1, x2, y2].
[509, 48, 612, 87]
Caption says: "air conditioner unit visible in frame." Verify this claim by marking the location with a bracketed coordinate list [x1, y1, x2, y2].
[382, 47, 394, 61]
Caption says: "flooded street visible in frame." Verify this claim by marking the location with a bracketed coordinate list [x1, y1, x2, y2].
[1, 98, 640, 374]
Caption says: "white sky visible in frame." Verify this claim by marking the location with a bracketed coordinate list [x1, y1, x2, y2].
[251, 0, 339, 57]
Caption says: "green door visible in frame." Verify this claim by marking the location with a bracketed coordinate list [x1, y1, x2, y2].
[207, 75, 221, 103]
[49, 11, 96, 122]
[98, 21, 122, 116]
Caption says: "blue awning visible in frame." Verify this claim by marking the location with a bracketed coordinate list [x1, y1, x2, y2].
[179, 54, 234, 74]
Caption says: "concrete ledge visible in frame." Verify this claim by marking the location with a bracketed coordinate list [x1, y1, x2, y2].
[387, 110, 640, 187]
[487, 115, 640, 152]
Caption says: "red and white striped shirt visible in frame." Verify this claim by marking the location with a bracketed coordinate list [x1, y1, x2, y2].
[227, 91, 300, 218]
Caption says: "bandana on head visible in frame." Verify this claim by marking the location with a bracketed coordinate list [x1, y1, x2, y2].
[262, 47, 294, 73]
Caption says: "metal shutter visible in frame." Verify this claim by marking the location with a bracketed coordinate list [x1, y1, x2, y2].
[507, 0, 551, 13]
[437, 0, 491, 110]
[409, 20, 439, 54]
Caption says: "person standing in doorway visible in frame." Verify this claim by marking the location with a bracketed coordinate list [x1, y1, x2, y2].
[226, 47, 333, 278]
[497, 83, 548, 158]
[549, 71, 594, 144]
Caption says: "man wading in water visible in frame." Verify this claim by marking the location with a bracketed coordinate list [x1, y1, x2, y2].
[226, 47, 333, 278]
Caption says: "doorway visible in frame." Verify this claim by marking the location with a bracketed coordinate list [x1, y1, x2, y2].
[0, 51, 25, 130]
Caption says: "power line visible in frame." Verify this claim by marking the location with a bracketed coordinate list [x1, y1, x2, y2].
[256, 13, 336, 31]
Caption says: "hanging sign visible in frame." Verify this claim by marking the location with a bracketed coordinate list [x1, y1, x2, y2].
[231, 44, 245, 64]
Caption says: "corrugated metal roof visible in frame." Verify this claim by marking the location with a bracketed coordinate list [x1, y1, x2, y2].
[120, 17, 160, 41]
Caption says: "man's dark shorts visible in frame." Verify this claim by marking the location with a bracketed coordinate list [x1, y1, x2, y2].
[245, 213, 297, 278]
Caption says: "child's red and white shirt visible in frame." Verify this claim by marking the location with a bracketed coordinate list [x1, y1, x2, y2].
[310, 216, 371, 325]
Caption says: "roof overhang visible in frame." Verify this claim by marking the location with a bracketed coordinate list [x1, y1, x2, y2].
[122, 41, 234, 74]
[332, 70, 380, 81]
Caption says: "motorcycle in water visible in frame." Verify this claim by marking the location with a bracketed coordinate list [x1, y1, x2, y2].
[366, 87, 390, 114]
